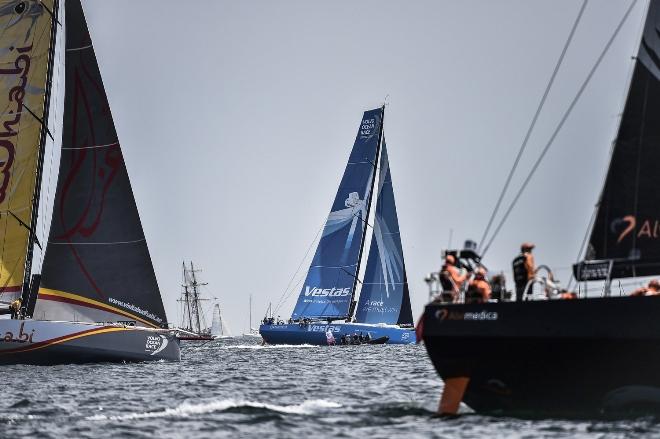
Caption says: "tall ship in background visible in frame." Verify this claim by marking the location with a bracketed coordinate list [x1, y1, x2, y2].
[176, 261, 222, 340]
[260, 106, 415, 345]
[0, 0, 179, 364]
[422, 1, 660, 416]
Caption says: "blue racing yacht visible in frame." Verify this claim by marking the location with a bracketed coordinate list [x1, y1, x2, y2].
[260, 107, 415, 345]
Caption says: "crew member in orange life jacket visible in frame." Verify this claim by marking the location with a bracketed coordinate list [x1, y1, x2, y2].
[630, 279, 660, 296]
[466, 267, 491, 303]
[441, 254, 468, 302]
[512, 242, 536, 301]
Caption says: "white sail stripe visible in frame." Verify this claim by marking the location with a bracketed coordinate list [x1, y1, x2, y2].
[66, 44, 93, 52]
[62, 142, 119, 150]
[48, 239, 146, 246]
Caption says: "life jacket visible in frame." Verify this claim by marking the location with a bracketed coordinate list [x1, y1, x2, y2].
[512, 254, 528, 287]
[465, 283, 482, 304]
[439, 265, 456, 292]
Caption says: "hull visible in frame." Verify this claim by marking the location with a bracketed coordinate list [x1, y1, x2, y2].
[260, 322, 415, 345]
[0, 319, 180, 365]
[422, 296, 660, 417]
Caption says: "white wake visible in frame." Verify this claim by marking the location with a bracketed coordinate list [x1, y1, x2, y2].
[87, 399, 341, 421]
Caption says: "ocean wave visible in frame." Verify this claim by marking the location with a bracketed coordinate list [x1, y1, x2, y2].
[86, 399, 341, 421]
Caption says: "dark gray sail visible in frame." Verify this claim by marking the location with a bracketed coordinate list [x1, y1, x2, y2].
[575, 1, 660, 281]
[34, 0, 167, 328]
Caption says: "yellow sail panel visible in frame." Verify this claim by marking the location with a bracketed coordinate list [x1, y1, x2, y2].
[0, 1, 55, 297]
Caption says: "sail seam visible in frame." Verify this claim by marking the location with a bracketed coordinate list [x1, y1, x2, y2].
[48, 238, 146, 245]
[62, 141, 119, 150]
[66, 44, 92, 52]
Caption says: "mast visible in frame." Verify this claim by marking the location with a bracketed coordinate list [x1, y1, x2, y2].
[348, 105, 385, 319]
[183, 262, 193, 331]
[20, 0, 60, 314]
[249, 294, 252, 330]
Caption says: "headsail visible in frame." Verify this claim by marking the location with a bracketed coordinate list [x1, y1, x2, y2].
[0, 1, 57, 303]
[355, 141, 413, 325]
[291, 108, 383, 320]
[34, 0, 167, 328]
[576, 1, 660, 280]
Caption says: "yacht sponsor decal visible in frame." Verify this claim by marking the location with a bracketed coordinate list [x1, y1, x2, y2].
[0, 325, 127, 354]
[304, 286, 351, 297]
[145, 334, 168, 355]
[613, 215, 660, 243]
[436, 309, 498, 321]
[307, 325, 341, 333]
[108, 297, 163, 325]
[1, 322, 34, 343]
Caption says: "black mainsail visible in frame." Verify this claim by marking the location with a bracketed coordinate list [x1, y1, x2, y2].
[34, 0, 167, 328]
[576, 1, 660, 281]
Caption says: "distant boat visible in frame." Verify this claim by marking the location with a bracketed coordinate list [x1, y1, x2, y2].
[210, 304, 232, 339]
[260, 106, 415, 345]
[175, 262, 214, 341]
[242, 294, 261, 339]
[0, 0, 179, 364]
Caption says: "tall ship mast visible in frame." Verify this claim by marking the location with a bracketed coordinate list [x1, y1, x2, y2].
[176, 261, 214, 341]
[0, 0, 179, 364]
[260, 106, 415, 345]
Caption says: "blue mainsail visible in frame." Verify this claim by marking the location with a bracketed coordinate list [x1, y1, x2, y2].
[291, 108, 383, 320]
[355, 141, 413, 325]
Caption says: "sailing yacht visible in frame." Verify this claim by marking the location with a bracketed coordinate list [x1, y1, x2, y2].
[242, 294, 261, 338]
[260, 107, 415, 345]
[422, 1, 660, 416]
[0, 0, 179, 364]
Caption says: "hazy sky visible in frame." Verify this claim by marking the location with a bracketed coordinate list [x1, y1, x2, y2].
[35, 1, 648, 331]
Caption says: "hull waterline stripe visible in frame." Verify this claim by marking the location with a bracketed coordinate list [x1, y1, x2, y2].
[38, 288, 159, 328]
[0, 326, 127, 354]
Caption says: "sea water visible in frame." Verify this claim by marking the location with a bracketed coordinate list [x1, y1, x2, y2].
[0, 338, 658, 438]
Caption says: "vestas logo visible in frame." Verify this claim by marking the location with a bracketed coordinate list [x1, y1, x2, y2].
[304, 286, 351, 297]
[613, 215, 660, 243]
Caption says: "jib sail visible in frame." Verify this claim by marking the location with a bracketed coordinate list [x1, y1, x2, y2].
[291, 108, 383, 320]
[576, 2, 660, 280]
[34, 0, 167, 328]
[0, 1, 57, 303]
[354, 141, 413, 325]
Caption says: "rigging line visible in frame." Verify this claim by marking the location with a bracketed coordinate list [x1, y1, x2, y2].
[273, 218, 326, 314]
[478, 0, 588, 252]
[481, 0, 638, 258]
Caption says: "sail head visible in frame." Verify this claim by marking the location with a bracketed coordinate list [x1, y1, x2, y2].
[291, 108, 383, 320]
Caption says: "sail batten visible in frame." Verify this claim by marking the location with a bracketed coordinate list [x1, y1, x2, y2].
[34, 0, 167, 328]
[291, 108, 383, 320]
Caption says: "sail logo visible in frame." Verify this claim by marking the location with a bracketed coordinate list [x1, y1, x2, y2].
[0, 44, 33, 204]
[613, 215, 660, 243]
[359, 118, 376, 139]
[304, 286, 351, 297]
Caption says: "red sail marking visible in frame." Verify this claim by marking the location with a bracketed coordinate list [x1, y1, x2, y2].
[55, 58, 121, 300]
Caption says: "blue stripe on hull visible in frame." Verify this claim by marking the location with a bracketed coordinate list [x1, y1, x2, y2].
[259, 322, 415, 345]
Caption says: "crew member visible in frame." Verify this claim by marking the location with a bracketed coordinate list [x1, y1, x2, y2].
[466, 267, 491, 304]
[630, 279, 660, 296]
[512, 242, 536, 301]
[440, 254, 468, 302]
[9, 298, 21, 319]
